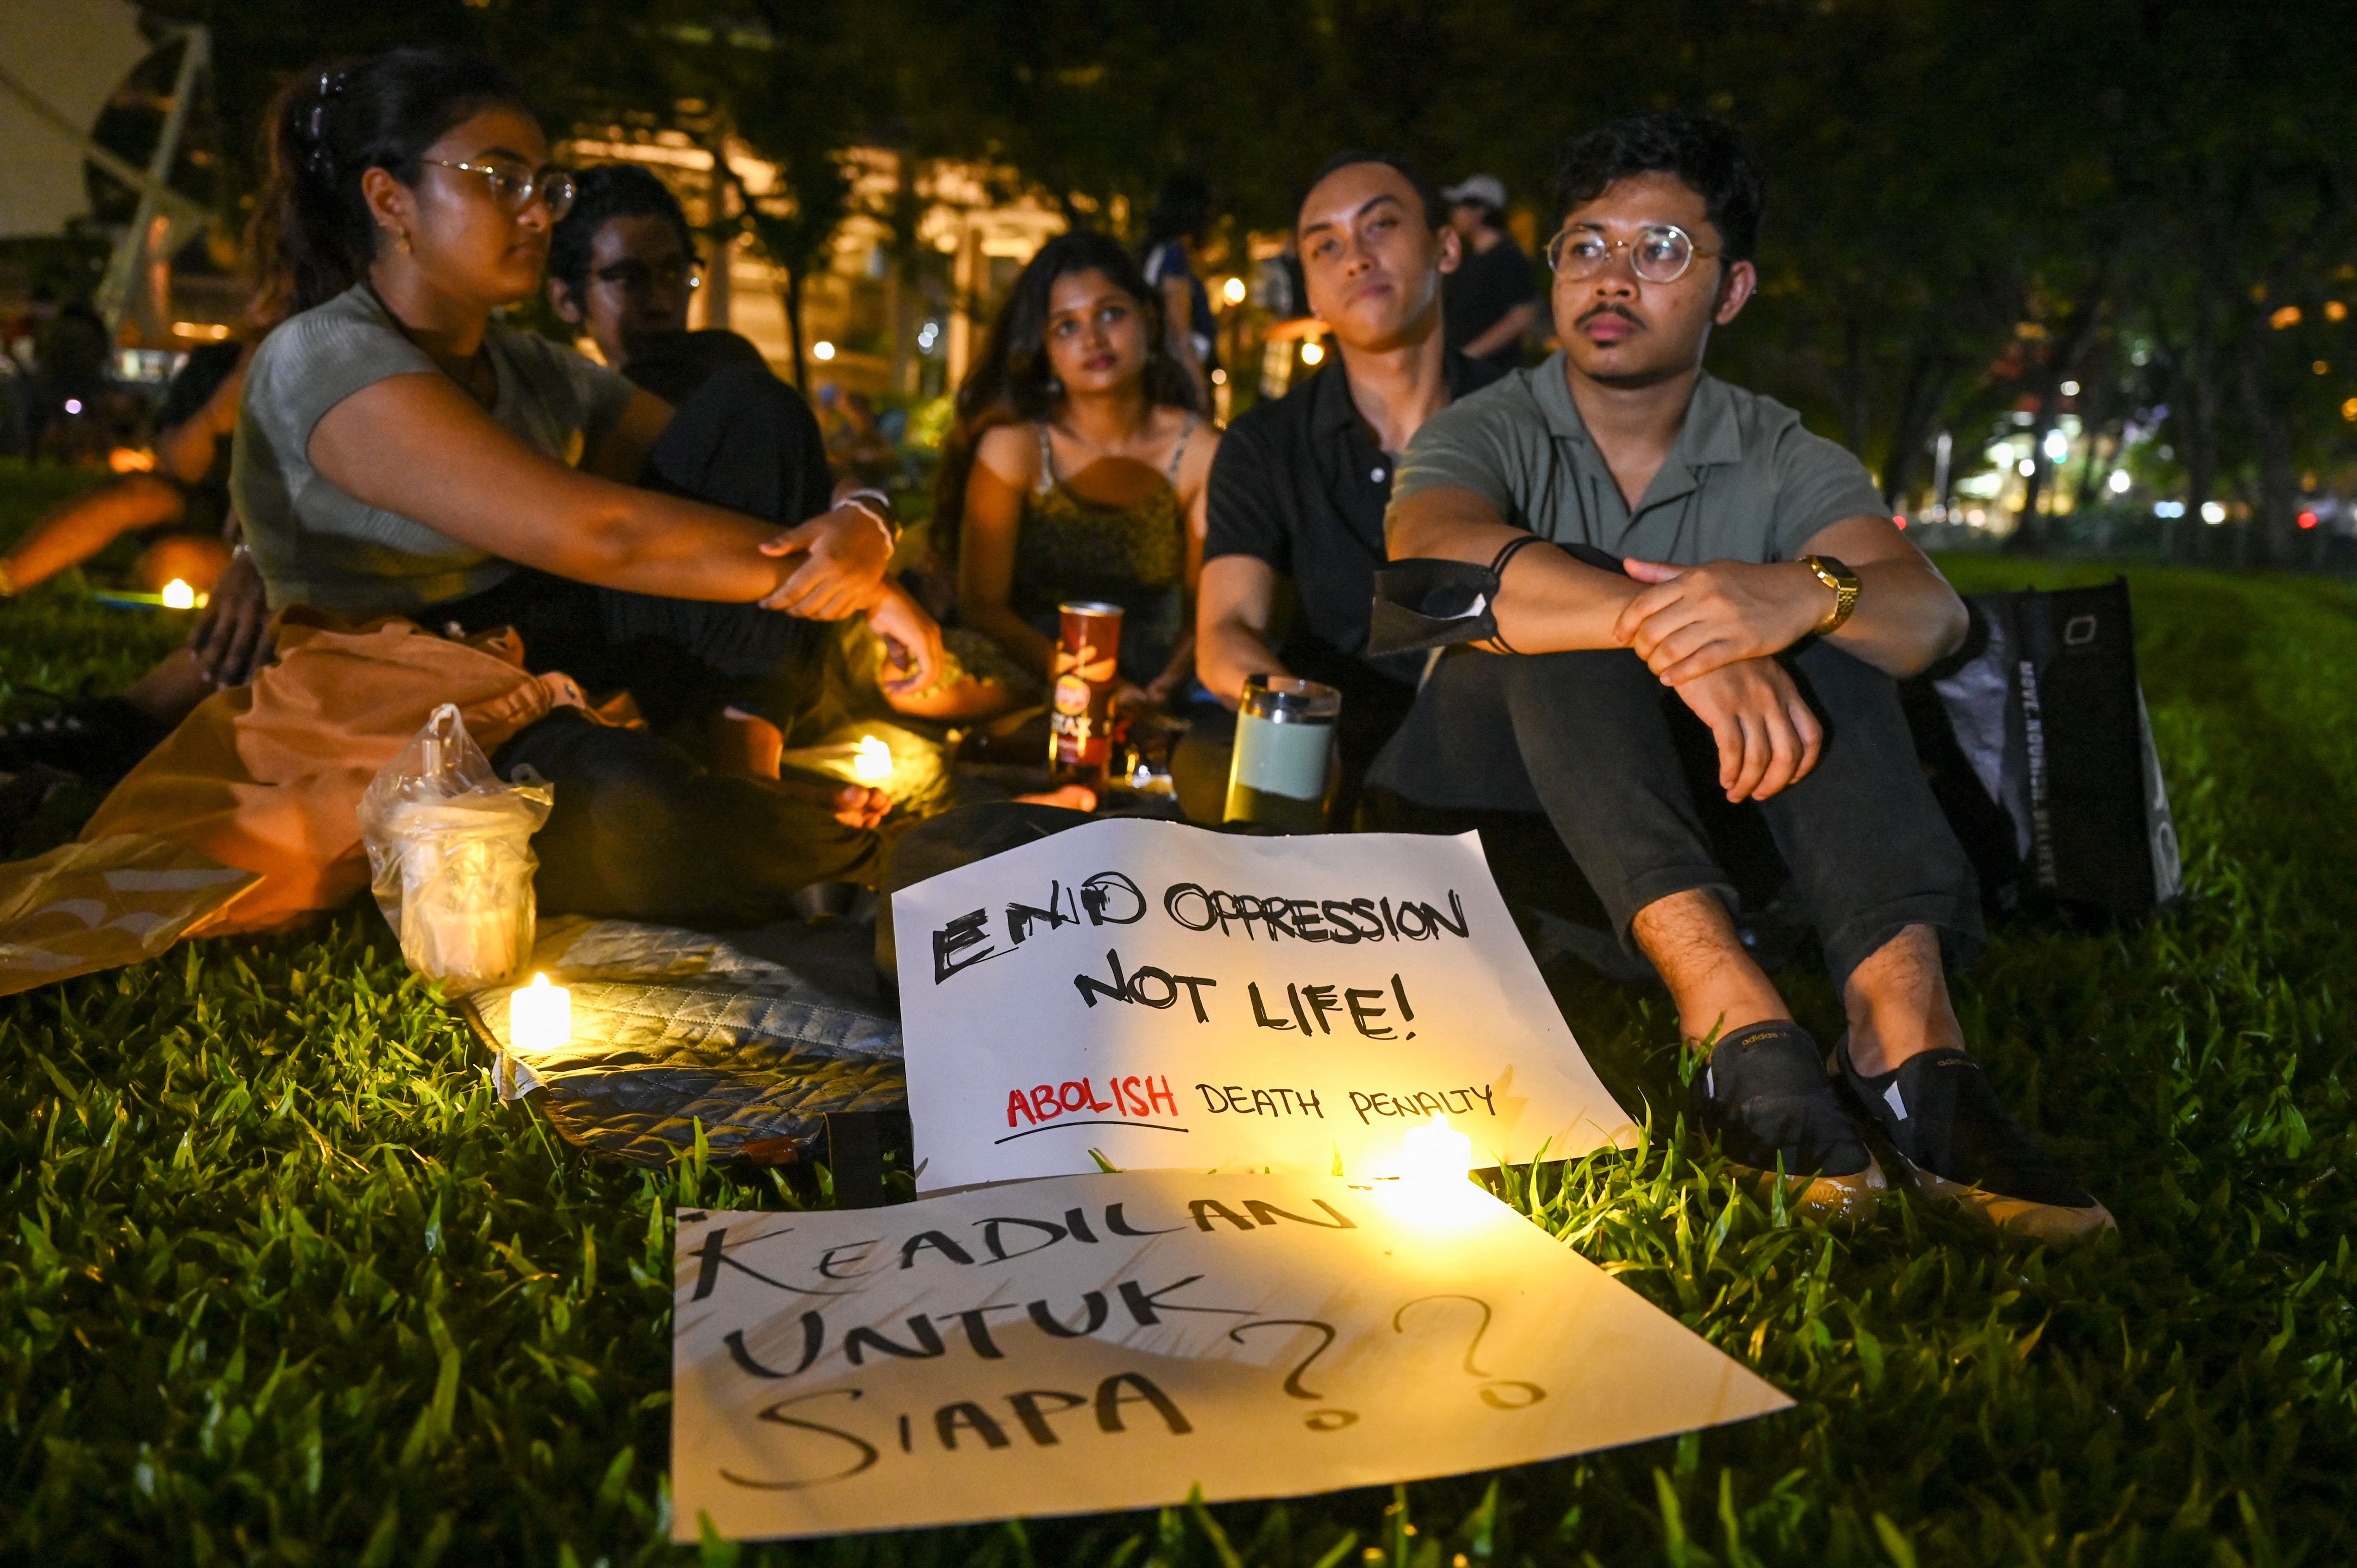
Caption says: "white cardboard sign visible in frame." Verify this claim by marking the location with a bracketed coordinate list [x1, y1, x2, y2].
[893, 819, 1635, 1193]
[671, 1171, 1792, 1542]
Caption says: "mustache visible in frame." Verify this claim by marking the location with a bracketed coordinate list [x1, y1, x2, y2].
[1577, 303, 1643, 328]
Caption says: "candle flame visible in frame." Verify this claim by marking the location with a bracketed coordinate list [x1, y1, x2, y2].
[1398, 1110, 1474, 1183]
[160, 578, 197, 609]
[852, 735, 893, 782]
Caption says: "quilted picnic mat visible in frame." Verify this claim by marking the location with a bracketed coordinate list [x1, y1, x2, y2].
[460, 914, 904, 1167]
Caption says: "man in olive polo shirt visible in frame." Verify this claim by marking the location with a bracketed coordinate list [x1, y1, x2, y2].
[1379, 110, 2110, 1241]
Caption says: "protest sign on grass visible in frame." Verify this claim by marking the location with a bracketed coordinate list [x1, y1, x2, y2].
[892, 819, 1635, 1192]
[672, 1171, 1792, 1541]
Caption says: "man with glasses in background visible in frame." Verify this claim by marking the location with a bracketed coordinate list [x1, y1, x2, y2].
[547, 163, 773, 404]
[1376, 110, 2111, 1241]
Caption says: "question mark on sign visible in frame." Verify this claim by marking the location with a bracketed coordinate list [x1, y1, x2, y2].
[1229, 1318, 1359, 1431]
[1393, 1294, 1546, 1410]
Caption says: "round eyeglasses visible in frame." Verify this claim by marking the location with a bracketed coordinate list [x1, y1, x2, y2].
[1545, 223, 1719, 284]
[422, 158, 577, 221]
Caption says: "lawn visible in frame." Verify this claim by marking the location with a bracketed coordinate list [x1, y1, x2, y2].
[4, 463, 2353, 1565]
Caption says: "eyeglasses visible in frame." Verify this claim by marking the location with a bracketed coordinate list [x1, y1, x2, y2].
[422, 158, 577, 221]
[591, 257, 701, 295]
[1546, 223, 1719, 284]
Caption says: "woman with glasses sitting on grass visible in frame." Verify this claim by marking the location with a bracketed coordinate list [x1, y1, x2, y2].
[229, 47, 943, 925]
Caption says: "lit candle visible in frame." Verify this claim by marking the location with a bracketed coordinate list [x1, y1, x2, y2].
[1398, 1111, 1474, 1183]
[509, 972, 571, 1053]
[160, 578, 196, 609]
[852, 734, 893, 783]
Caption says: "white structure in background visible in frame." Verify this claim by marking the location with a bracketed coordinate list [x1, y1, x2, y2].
[562, 132, 1067, 394]
[0, 2, 214, 341]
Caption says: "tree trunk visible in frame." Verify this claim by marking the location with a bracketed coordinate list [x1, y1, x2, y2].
[1878, 349, 1950, 509]
[2012, 394, 2055, 555]
[2163, 347, 2220, 566]
[1840, 310, 1872, 459]
[780, 265, 808, 392]
[2236, 334, 2299, 567]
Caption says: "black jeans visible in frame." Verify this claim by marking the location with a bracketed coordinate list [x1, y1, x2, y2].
[435, 365, 883, 926]
[1370, 637, 1982, 992]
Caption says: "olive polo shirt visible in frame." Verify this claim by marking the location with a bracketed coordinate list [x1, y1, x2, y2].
[1388, 352, 1887, 565]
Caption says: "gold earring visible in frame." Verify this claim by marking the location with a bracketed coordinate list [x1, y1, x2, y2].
[398, 227, 414, 254]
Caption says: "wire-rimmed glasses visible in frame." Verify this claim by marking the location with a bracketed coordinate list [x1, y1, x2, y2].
[422, 158, 577, 221]
[1545, 223, 1719, 284]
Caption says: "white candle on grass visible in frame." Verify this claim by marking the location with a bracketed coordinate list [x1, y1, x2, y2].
[510, 972, 571, 1054]
[1398, 1111, 1474, 1183]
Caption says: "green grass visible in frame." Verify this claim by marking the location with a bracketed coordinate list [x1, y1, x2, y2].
[4, 521, 2355, 1564]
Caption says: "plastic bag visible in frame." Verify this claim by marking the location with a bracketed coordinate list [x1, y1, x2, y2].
[358, 703, 553, 995]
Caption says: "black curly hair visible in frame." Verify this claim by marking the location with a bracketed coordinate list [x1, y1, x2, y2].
[1553, 109, 1764, 263]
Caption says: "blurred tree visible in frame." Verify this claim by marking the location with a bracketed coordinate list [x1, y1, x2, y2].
[129, 0, 2357, 566]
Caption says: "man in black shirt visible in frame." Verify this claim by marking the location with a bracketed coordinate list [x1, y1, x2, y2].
[1184, 152, 1501, 824]
[1439, 174, 1539, 371]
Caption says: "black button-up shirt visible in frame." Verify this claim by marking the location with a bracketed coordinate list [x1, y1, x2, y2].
[1205, 349, 1503, 688]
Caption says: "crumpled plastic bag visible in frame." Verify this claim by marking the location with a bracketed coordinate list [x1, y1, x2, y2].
[358, 703, 553, 995]
[0, 834, 260, 998]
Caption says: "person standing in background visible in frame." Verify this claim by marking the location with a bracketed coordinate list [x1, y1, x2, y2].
[1140, 171, 1221, 412]
[1440, 174, 1540, 371]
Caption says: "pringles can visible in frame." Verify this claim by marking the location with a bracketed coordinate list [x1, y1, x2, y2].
[1224, 675, 1341, 832]
[1050, 601, 1123, 785]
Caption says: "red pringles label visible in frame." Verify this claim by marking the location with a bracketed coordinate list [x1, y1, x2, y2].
[1049, 601, 1122, 783]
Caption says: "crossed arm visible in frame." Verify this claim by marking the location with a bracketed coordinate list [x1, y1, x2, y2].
[1385, 486, 1966, 801]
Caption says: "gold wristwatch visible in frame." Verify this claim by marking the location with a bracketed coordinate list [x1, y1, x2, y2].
[1802, 554, 1860, 635]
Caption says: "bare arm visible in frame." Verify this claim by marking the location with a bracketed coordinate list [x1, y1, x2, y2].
[1384, 483, 1642, 651]
[154, 349, 249, 484]
[0, 475, 188, 591]
[1197, 555, 1288, 706]
[309, 373, 791, 603]
[957, 433, 1060, 678]
[1141, 424, 1216, 704]
[1614, 513, 1967, 681]
[1460, 300, 1538, 363]
[581, 386, 672, 482]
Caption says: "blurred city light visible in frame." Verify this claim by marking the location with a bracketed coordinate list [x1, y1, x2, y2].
[812, 340, 836, 361]
[2271, 305, 2303, 329]
[2201, 501, 2228, 524]
[2107, 469, 2131, 494]
[1221, 276, 1246, 306]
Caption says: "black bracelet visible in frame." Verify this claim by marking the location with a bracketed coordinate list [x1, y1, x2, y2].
[1485, 534, 1544, 654]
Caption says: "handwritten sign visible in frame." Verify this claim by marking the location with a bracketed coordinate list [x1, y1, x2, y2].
[672, 1171, 1792, 1542]
[893, 819, 1635, 1192]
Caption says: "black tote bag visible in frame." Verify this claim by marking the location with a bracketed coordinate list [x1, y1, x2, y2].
[1902, 578, 2182, 922]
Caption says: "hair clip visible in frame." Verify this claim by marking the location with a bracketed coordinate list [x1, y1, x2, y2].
[304, 68, 350, 176]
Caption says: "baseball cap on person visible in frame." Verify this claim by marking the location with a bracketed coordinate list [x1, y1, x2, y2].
[1440, 174, 1508, 211]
